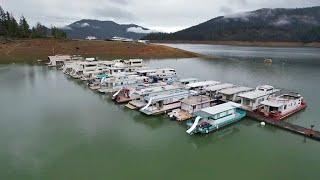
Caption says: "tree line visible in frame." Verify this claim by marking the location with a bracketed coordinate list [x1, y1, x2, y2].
[0, 5, 66, 39]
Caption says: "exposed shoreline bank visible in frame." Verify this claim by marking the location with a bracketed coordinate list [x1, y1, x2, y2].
[153, 40, 320, 48]
[0, 39, 202, 64]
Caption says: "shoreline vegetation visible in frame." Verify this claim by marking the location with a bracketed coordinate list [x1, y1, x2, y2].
[153, 40, 320, 48]
[0, 39, 201, 64]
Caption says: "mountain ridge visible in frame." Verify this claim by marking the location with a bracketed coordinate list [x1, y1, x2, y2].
[62, 19, 152, 40]
[144, 6, 320, 42]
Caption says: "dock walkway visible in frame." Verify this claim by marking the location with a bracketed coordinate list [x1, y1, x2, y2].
[247, 112, 320, 141]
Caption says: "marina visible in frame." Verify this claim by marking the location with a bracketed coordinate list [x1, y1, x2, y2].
[44, 54, 320, 141]
[1, 44, 320, 180]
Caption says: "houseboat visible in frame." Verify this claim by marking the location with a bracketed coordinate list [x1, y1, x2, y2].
[125, 85, 183, 109]
[258, 93, 307, 120]
[168, 95, 222, 121]
[80, 61, 115, 81]
[178, 78, 199, 86]
[98, 74, 149, 94]
[48, 55, 72, 67]
[238, 85, 280, 111]
[69, 60, 100, 79]
[62, 61, 78, 75]
[136, 68, 177, 82]
[139, 89, 198, 115]
[186, 81, 220, 94]
[186, 102, 246, 135]
[113, 83, 178, 103]
[218, 86, 254, 103]
[205, 83, 235, 98]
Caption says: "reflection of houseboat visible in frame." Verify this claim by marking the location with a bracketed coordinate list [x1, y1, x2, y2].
[139, 89, 198, 115]
[168, 95, 221, 121]
[238, 85, 280, 111]
[205, 83, 235, 98]
[258, 93, 307, 120]
[186, 81, 220, 94]
[218, 86, 254, 103]
[186, 102, 246, 135]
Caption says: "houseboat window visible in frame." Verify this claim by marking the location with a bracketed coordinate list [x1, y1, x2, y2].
[284, 105, 287, 110]
[243, 99, 250, 106]
[269, 106, 278, 112]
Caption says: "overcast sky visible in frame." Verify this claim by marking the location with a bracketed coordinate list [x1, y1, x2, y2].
[2, 0, 320, 32]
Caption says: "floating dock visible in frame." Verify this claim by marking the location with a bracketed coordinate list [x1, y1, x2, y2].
[247, 111, 320, 141]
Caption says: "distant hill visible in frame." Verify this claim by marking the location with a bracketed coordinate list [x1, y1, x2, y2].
[62, 19, 153, 40]
[144, 6, 320, 42]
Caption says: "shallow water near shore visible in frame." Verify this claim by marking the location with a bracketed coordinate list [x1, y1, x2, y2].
[1, 44, 320, 179]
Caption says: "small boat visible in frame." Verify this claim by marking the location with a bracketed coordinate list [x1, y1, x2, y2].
[186, 102, 246, 135]
[258, 93, 307, 120]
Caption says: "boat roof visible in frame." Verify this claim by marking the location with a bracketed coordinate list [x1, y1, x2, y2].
[182, 95, 213, 106]
[196, 102, 241, 118]
[48, 55, 71, 61]
[99, 61, 115, 65]
[186, 81, 220, 88]
[205, 83, 235, 92]
[144, 89, 192, 101]
[137, 85, 178, 95]
[136, 69, 157, 73]
[238, 88, 280, 100]
[179, 78, 198, 83]
[261, 94, 302, 107]
[124, 59, 143, 62]
[219, 86, 253, 95]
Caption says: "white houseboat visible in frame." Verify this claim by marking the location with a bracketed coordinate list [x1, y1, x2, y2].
[205, 83, 235, 98]
[178, 78, 199, 86]
[218, 86, 254, 103]
[238, 85, 280, 111]
[168, 95, 221, 121]
[48, 55, 72, 67]
[98, 74, 149, 94]
[136, 68, 177, 82]
[139, 89, 198, 115]
[258, 93, 307, 120]
[186, 80, 220, 94]
[113, 83, 182, 103]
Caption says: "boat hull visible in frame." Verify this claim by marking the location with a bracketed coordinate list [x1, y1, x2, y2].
[262, 103, 307, 121]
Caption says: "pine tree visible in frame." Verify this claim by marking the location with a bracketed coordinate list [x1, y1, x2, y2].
[18, 16, 30, 38]
[0, 6, 6, 36]
[31, 22, 47, 38]
[51, 26, 67, 39]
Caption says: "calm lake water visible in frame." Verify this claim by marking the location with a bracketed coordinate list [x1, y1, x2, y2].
[1, 44, 320, 179]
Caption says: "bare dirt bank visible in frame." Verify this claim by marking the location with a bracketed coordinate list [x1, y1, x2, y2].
[0, 39, 201, 63]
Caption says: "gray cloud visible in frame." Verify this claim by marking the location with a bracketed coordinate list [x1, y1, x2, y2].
[2, 0, 320, 32]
